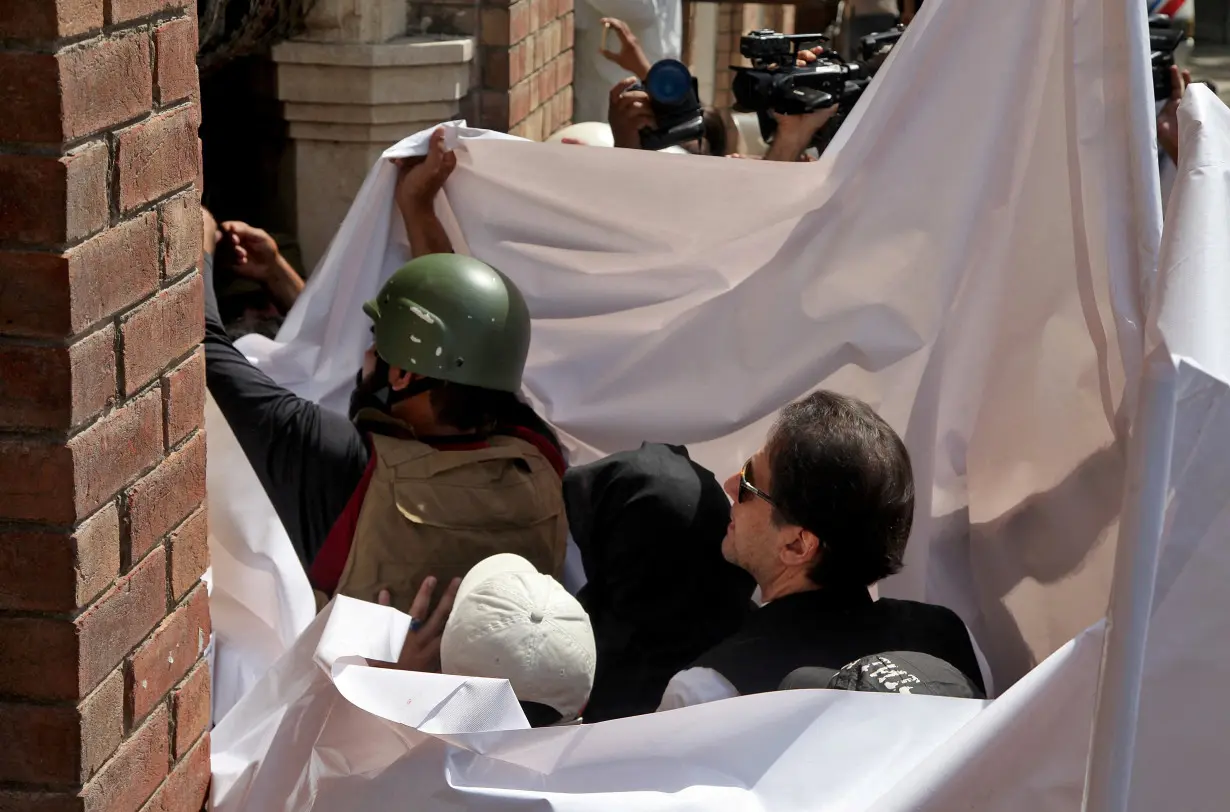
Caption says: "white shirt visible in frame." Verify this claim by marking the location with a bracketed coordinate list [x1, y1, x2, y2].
[573, 0, 682, 125]
[656, 618, 996, 711]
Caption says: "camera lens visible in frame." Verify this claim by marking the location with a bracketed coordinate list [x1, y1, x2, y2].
[646, 59, 694, 105]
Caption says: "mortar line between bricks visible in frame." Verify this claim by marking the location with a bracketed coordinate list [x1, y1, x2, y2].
[166, 425, 203, 456]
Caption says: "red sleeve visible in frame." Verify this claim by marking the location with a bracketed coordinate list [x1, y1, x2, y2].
[308, 451, 378, 595]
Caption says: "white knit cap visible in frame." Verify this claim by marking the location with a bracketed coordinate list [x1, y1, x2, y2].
[441, 554, 596, 721]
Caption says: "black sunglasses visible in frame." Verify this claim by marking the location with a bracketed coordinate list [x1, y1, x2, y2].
[738, 458, 774, 505]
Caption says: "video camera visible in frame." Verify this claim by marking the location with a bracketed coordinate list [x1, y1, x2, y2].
[630, 59, 705, 151]
[1149, 15, 1187, 100]
[730, 26, 904, 148]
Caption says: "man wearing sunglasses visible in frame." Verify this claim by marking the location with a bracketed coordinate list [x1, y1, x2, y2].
[656, 391, 991, 710]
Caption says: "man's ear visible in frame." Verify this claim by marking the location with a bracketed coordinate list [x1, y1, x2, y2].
[781, 528, 821, 569]
[388, 367, 416, 391]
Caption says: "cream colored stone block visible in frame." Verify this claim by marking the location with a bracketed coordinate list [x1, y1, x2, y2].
[292, 140, 390, 272]
[301, 0, 406, 43]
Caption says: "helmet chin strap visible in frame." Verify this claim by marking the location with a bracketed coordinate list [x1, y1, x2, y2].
[349, 357, 442, 422]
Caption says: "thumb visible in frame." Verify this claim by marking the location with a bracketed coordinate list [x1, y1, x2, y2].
[377, 589, 392, 606]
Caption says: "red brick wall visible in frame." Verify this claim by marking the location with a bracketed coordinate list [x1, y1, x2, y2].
[418, 0, 574, 138]
[0, 1, 211, 810]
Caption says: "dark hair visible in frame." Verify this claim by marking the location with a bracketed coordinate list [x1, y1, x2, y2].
[702, 106, 728, 157]
[430, 381, 563, 452]
[1199, 78, 1219, 95]
[765, 391, 914, 588]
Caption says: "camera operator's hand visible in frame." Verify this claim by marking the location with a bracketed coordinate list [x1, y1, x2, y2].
[600, 18, 652, 80]
[1157, 64, 1190, 166]
[609, 76, 655, 149]
[764, 107, 839, 162]
[795, 46, 824, 67]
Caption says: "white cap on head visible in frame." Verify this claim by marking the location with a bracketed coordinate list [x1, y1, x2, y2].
[441, 554, 596, 721]
[545, 121, 615, 147]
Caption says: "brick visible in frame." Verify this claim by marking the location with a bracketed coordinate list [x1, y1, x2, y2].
[161, 349, 203, 449]
[558, 48, 574, 92]
[127, 586, 209, 723]
[559, 85, 573, 124]
[107, 0, 185, 25]
[0, 548, 165, 701]
[559, 0, 573, 16]
[78, 548, 168, 696]
[139, 733, 208, 812]
[116, 106, 199, 213]
[159, 192, 201, 279]
[0, 389, 162, 524]
[529, 68, 542, 112]
[524, 32, 537, 74]
[0, 212, 159, 338]
[480, 6, 509, 47]
[0, 668, 122, 784]
[562, 12, 574, 49]
[124, 432, 205, 561]
[0, 326, 115, 430]
[0, 502, 120, 612]
[154, 16, 198, 106]
[119, 272, 204, 394]
[0, 0, 104, 39]
[0, 141, 108, 247]
[529, 0, 542, 31]
[485, 46, 511, 90]
[170, 661, 208, 758]
[510, 81, 531, 127]
[0, 35, 152, 144]
[166, 507, 206, 601]
[510, 0, 530, 44]
[80, 704, 169, 812]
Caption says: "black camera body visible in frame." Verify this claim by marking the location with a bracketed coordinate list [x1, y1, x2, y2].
[732, 27, 909, 149]
[1149, 15, 1187, 100]
[631, 59, 705, 151]
[731, 29, 863, 117]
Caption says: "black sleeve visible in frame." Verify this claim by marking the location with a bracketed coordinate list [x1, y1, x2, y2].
[202, 251, 369, 566]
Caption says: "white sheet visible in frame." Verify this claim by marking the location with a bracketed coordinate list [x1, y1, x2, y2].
[206, 2, 1230, 811]
[227, 0, 1157, 696]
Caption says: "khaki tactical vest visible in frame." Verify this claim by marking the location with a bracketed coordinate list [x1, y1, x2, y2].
[333, 432, 567, 613]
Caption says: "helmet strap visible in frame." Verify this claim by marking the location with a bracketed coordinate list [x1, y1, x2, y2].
[348, 357, 442, 422]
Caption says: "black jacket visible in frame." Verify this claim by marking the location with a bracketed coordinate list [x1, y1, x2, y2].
[564, 443, 755, 721]
[203, 252, 369, 566]
[692, 586, 985, 697]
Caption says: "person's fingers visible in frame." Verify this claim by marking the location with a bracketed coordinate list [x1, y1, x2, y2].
[560, 137, 584, 145]
[235, 246, 249, 263]
[600, 49, 619, 61]
[1169, 65, 1184, 102]
[377, 589, 392, 606]
[420, 577, 460, 639]
[407, 576, 437, 623]
[610, 76, 639, 105]
[420, 637, 442, 671]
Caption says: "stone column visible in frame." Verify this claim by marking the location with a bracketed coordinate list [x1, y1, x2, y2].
[0, 1, 211, 810]
[272, 0, 475, 271]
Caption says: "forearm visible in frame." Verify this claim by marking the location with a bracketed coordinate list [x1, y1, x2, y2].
[404, 207, 454, 256]
[266, 255, 306, 313]
[764, 130, 812, 162]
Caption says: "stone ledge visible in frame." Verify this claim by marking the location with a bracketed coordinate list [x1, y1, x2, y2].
[283, 101, 460, 125]
[272, 36, 473, 68]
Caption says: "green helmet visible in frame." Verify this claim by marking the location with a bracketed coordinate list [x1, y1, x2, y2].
[363, 254, 531, 393]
